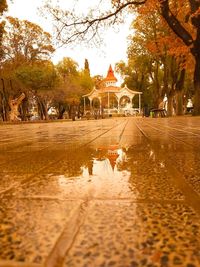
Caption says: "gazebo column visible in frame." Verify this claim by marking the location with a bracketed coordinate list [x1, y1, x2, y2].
[107, 92, 110, 114]
[139, 94, 141, 114]
[117, 98, 120, 114]
[89, 97, 93, 112]
[83, 97, 86, 115]
[131, 96, 134, 109]
[99, 97, 102, 115]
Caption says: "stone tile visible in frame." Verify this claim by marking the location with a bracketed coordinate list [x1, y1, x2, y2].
[11, 143, 184, 201]
[1, 117, 200, 267]
[64, 201, 200, 267]
[0, 198, 81, 264]
[167, 151, 200, 196]
[0, 173, 30, 193]
[0, 150, 65, 174]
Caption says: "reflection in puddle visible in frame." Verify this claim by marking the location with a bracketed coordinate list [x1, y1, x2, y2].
[54, 142, 180, 200]
[56, 144, 133, 198]
[92, 145, 129, 178]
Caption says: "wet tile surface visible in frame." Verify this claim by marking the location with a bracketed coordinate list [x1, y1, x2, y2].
[64, 201, 200, 267]
[0, 117, 200, 267]
[0, 198, 80, 264]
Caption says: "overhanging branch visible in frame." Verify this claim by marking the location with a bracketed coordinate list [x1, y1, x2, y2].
[44, 0, 146, 46]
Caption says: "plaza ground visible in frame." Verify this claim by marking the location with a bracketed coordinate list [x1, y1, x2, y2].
[0, 116, 200, 267]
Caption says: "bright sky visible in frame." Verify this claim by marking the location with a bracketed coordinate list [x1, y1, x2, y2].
[7, 0, 133, 79]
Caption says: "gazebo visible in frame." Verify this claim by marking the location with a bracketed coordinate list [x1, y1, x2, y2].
[82, 65, 142, 115]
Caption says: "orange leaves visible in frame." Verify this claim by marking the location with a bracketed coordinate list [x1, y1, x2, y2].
[137, 0, 159, 14]
[192, 7, 200, 18]
[132, 0, 196, 72]
[0, 0, 7, 15]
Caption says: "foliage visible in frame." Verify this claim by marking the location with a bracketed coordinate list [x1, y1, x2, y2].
[56, 57, 79, 80]
[55, 57, 93, 102]
[1, 17, 55, 65]
[115, 1, 195, 114]
[84, 58, 90, 76]
[0, 0, 7, 14]
[15, 61, 58, 92]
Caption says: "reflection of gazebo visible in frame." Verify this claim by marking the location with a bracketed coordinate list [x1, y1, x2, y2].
[83, 65, 142, 115]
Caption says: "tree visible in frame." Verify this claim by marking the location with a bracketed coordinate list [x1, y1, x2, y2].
[92, 75, 103, 89]
[15, 61, 59, 120]
[0, 0, 7, 60]
[128, 2, 193, 115]
[128, 12, 165, 109]
[0, 0, 8, 120]
[56, 57, 79, 80]
[159, 0, 200, 115]
[0, 16, 56, 121]
[116, 58, 152, 108]
[43, 0, 200, 115]
[0, 0, 7, 13]
[1, 17, 55, 65]
[55, 57, 94, 119]
[84, 58, 90, 76]
[54, 57, 78, 118]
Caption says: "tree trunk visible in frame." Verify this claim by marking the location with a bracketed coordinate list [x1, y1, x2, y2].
[167, 95, 173, 116]
[58, 108, 65, 119]
[37, 97, 49, 120]
[20, 98, 29, 121]
[1, 78, 9, 121]
[193, 56, 200, 115]
[175, 68, 185, 116]
[41, 101, 49, 120]
[176, 90, 183, 115]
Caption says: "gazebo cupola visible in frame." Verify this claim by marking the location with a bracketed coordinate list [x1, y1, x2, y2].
[104, 65, 118, 87]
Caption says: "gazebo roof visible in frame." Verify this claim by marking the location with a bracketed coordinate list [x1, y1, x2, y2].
[120, 85, 143, 95]
[103, 65, 118, 82]
[82, 65, 142, 100]
[83, 85, 142, 98]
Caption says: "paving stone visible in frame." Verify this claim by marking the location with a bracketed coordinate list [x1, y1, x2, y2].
[0, 198, 80, 264]
[63, 201, 200, 267]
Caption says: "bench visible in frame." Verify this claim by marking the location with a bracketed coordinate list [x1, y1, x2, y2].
[150, 109, 167, 118]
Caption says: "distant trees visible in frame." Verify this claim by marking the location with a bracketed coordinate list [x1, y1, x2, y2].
[54, 57, 93, 119]
[0, 16, 57, 121]
[1, 17, 55, 65]
[0, 10, 94, 121]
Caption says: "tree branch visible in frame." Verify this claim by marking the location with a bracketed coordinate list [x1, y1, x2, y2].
[159, 0, 193, 47]
[44, 0, 146, 46]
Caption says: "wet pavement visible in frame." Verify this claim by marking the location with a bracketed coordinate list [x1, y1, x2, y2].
[0, 117, 200, 267]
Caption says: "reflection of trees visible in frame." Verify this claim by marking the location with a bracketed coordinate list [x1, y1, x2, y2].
[63, 145, 133, 180]
[60, 147, 95, 177]
[62, 145, 132, 178]
[91, 145, 129, 173]
[115, 148, 129, 171]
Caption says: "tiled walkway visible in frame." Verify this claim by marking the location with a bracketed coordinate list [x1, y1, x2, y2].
[0, 117, 200, 267]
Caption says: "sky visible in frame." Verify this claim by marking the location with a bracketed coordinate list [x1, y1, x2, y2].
[6, 0, 133, 79]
